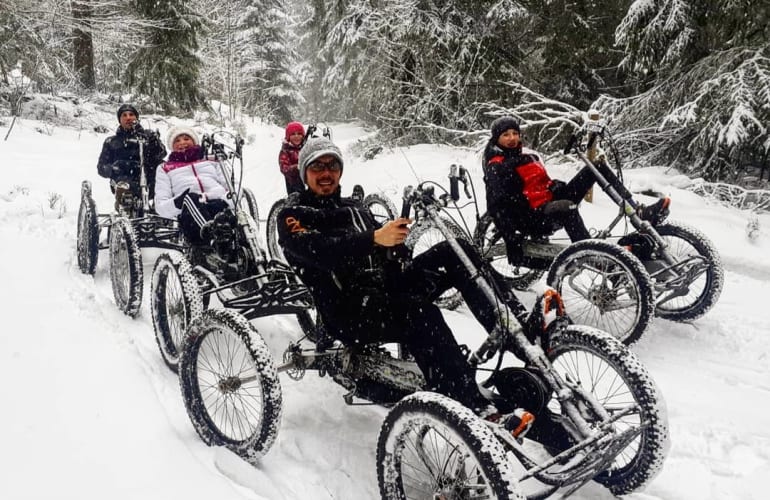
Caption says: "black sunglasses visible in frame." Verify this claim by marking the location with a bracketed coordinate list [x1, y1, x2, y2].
[307, 159, 342, 173]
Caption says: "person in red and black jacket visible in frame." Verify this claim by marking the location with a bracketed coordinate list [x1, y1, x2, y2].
[278, 121, 306, 195]
[482, 116, 669, 263]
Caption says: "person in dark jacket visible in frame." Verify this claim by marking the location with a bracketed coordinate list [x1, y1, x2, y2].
[483, 116, 670, 263]
[278, 121, 306, 195]
[96, 104, 167, 205]
[276, 137, 535, 437]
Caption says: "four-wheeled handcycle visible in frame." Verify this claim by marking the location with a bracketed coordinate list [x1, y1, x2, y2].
[148, 131, 317, 373]
[77, 130, 183, 317]
[406, 161, 657, 346]
[472, 113, 723, 345]
[175, 165, 670, 499]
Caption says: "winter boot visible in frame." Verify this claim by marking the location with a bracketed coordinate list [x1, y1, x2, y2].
[114, 182, 131, 212]
[482, 406, 536, 440]
[637, 197, 671, 226]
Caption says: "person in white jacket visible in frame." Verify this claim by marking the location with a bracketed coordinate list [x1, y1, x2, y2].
[154, 126, 234, 246]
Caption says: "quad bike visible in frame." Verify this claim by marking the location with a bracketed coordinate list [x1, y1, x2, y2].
[177, 165, 669, 499]
[149, 131, 315, 373]
[77, 128, 183, 317]
[473, 112, 723, 344]
[265, 123, 397, 262]
[406, 162, 656, 345]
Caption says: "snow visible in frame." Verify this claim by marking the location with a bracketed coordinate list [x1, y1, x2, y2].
[1, 111, 769, 500]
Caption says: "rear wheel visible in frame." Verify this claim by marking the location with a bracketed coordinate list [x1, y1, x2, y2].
[547, 240, 654, 345]
[377, 392, 524, 500]
[363, 192, 397, 225]
[545, 325, 670, 495]
[266, 198, 287, 262]
[76, 193, 99, 274]
[109, 216, 143, 317]
[151, 253, 204, 373]
[405, 217, 466, 310]
[648, 221, 724, 322]
[473, 213, 545, 291]
[179, 309, 282, 464]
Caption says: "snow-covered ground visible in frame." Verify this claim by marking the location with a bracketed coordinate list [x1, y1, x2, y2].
[1, 109, 768, 499]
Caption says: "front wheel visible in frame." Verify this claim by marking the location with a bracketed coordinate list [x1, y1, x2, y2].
[109, 216, 143, 317]
[179, 309, 282, 464]
[363, 192, 397, 225]
[545, 325, 670, 495]
[76, 192, 99, 275]
[377, 392, 524, 500]
[648, 221, 724, 322]
[405, 217, 466, 310]
[473, 212, 545, 291]
[266, 198, 287, 262]
[547, 239, 654, 345]
[151, 253, 204, 373]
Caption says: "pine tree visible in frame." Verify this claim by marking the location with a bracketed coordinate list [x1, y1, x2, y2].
[240, 0, 302, 123]
[125, 0, 206, 113]
[518, 0, 632, 108]
[605, 0, 770, 182]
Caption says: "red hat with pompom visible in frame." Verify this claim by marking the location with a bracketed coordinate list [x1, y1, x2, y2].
[285, 121, 305, 140]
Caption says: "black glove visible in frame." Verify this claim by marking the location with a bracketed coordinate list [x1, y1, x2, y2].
[549, 179, 567, 197]
[173, 188, 192, 209]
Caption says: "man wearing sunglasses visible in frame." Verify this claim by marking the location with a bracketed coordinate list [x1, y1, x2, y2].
[276, 137, 537, 436]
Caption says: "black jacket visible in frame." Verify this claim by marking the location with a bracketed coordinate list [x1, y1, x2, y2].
[483, 142, 550, 238]
[277, 188, 407, 331]
[96, 124, 166, 189]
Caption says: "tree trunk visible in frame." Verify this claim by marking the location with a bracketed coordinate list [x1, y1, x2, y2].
[72, 0, 95, 89]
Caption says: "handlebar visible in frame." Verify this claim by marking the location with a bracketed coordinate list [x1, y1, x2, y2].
[399, 186, 413, 219]
[563, 112, 608, 155]
[402, 163, 472, 216]
[201, 131, 244, 160]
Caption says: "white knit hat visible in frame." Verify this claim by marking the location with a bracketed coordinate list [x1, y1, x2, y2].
[167, 126, 199, 150]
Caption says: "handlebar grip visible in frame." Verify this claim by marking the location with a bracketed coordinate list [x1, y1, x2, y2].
[563, 134, 577, 155]
[587, 131, 598, 151]
[400, 198, 411, 219]
[449, 164, 460, 201]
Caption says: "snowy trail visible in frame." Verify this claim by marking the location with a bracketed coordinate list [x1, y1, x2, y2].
[1, 118, 767, 499]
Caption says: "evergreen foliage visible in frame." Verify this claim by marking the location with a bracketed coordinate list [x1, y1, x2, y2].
[196, 0, 301, 123]
[125, 0, 206, 113]
[608, 0, 770, 182]
[1, 0, 768, 185]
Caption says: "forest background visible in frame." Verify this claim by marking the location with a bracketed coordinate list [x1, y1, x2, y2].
[2, 0, 769, 189]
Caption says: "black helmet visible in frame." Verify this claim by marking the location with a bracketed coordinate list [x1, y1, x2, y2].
[116, 104, 139, 121]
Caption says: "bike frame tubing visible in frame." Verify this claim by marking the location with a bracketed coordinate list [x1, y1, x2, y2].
[126, 134, 150, 213]
[574, 150, 676, 266]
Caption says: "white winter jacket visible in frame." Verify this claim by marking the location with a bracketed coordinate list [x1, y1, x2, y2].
[154, 157, 233, 219]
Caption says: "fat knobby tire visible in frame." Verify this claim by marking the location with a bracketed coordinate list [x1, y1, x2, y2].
[109, 216, 143, 317]
[151, 253, 204, 373]
[547, 326, 670, 495]
[77, 195, 99, 274]
[179, 309, 282, 464]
